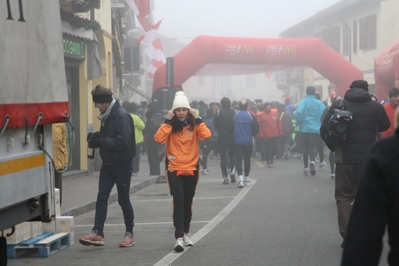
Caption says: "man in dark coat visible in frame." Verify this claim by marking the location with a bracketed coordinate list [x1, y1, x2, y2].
[320, 80, 390, 247]
[80, 84, 136, 247]
[341, 125, 399, 266]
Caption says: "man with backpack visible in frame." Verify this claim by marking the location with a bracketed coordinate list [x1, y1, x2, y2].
[320, 80, 390, 248]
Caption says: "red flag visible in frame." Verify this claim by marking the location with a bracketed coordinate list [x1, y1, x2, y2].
[125, 0, 150, 17]
[151, 39, 166, 68]
[134, 0, 150, 17]
[136, 14, 152, 32]
[136, 20, 162, 46]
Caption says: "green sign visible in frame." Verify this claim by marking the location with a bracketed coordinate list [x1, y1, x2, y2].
[63, 35, 85, 60]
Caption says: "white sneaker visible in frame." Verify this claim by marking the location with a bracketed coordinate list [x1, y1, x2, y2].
[244, 177, 251, 186]
[237, 181, 244, 188]
[330, 173, 335, 178]
[183, 233, 193, 246]
[309, 161, 316, 176]
[174, 237, 184, 252]
[319, 161, 326, 169]
[303, 168, 310, 176]
[201, 169, 209, 175]
[223, 177, 229, 184]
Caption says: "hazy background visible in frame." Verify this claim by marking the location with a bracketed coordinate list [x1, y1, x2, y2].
[153, 0, 340, 41]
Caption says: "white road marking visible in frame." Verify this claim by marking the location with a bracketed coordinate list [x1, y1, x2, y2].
[153, 180, 257, 266]
[74, 221, 209, 227]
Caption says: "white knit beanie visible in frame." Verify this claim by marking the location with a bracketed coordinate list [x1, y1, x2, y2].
[172, 91, 191, 109]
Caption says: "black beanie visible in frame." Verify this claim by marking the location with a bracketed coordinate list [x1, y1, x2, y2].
[350, 80, 369, 91]
[306, 86, 316, 95]
[389, 87, 399, 98]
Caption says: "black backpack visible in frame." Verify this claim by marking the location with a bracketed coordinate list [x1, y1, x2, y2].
[324, 99, 353, 148]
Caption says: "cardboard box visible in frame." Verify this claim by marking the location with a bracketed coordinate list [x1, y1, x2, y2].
[42, 220, 56, 233]
[4, 222, 31, 244]
[30, 221, 43, 237]
[56, 216, 74, 245]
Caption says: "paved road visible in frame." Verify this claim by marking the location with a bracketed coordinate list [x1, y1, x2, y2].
[7, 156, 390, 266]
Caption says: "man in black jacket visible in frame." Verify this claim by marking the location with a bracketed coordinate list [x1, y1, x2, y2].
[79, 84, 136, 248]
[341, 125, 399, 265]
[214, 97, 236, 184]
[320, 80, 390, 247]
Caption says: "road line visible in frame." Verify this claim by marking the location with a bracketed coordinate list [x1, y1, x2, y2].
[132, 196, 235, 203]
[74, 221, 210, 227]
[252, 158, 265, 168]
[153, 180, 257, 266]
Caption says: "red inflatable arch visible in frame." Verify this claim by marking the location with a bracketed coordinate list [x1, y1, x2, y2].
[153, 36, 363, 97]
[374, 39, 399, 101]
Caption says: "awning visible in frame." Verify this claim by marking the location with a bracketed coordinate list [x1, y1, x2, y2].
[62, 21, 102, 79]
[61, 21, 96, 41]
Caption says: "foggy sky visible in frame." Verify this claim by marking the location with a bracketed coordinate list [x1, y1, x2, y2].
[153, 0, 340, 41]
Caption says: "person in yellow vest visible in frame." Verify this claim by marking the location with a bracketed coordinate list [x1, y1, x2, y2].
[52, 123, 67, 205]
[124, 102, 145, 176]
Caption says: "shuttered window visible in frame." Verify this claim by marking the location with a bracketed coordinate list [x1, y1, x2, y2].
[359, 14, 377, 50]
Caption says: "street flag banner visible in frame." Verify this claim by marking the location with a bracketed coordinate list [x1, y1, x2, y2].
[144, 39, 166, 69]
[136, 19, 162, 46]
[146, 64, 157, 79]
[125, 0, 150, 17]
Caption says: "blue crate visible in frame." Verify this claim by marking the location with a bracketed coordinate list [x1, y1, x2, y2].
[7, 232, 70, 259]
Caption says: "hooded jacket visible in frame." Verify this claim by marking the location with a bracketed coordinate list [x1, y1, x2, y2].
[320, 87, 390, 164]
[98, 101, 136, 165]
[295, 95, 326, 133]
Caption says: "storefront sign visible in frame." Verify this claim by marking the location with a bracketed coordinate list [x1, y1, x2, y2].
[63, 34, 85, 60]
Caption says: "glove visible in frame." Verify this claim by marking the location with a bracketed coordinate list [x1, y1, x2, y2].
[87, 132, 100, 142]
[88, 137, 101, 148]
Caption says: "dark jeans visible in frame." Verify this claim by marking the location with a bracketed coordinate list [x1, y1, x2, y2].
[301, 133, 319, 168]
[260, 137, 277, 163]
[234, 144, 252, 177]
[132, 142, 142, 174]
[335, 163, 363, 239]
[167, 170, 199, 239]
[93, 163, 134, 237]
[146, 135, 161, 175]
[219, 142, 235, 178]
[199, 141, 219, 169]
[329, 151, 335, 174]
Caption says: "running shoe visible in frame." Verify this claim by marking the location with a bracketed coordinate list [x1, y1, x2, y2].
[174, 237, 184, 252]
[79, 230, 105, 246]
[310, 161, 316, 176]
[119, 232, 135, 247]
[183, 233, 193, 246]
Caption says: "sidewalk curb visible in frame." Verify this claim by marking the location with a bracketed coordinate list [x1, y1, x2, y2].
[61, 175, 161, 217]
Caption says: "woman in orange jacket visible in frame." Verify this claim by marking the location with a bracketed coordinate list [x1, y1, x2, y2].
[154, 91, 211, 252]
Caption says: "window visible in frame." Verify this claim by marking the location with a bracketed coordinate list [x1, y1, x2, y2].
[359, 14, 377, 50]
[321, 26, 340, 53]
[353, 20, 358, 54]
[343, 24, 350, 56]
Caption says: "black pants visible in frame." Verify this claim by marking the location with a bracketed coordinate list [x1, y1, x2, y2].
[335, 163, 363, 239]
[146, 135, 161, 175]
[199, 141, 219, 169]
[234, 144, 252, 177]
[301, 133, 319, 168]
[132, 142, 142, 174]
[167, 170, 199, 239]
[219, 142, 235, 178]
